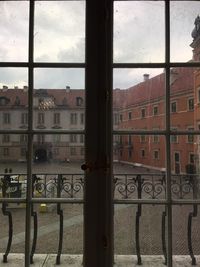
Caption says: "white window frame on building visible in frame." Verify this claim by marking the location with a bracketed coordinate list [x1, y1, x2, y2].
[3, 147, 9, 156]
[128, 111, 132, 120]
[153, 150, 159, 160]
[53, 113, 60, 125]
[70, 113, 77, 125]
[141, 108, 146, 118]
[21, 113, 28, 125]
[187, 127, 194, 143]
[171, 101, 177, 113]
[188, 98, 194, 111]
[153, 105, 158, 116]
[38, 113, 45, 125]
[3, 113, 10, 124]
[2, 134, 10, 143]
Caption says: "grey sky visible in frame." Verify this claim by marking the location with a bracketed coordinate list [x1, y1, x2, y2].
[0, 1, 199, 89]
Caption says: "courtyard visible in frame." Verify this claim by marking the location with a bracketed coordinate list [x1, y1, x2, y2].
[0, 162, 200, 266]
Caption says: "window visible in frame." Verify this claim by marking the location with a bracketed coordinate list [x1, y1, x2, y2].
[80, 134, 84, 143]
[140, 135, 146, 143]
[70, 147, 76, 156]
[21, 148, 26, 157]
[171, 128, 178, 143]
[189, 153, 195, 164]
[153, 150, 159, 160]
[80, 113, 84, 124]
[70, 134, 77, 143]
[37, 135, 45, 144]
[70, 113, 77, 125]
[128, 111, 132, 120]
[141, 149, 145, 158]
[188, 98, 194, 111]
[20, 134, 28, 144]
[153, 134, 159, 143]
[21, 113, 28, 124]
[114, 113, 119, 125]
[128, 149, 132, 158]
[76, 97, 83, 106]
[53, 135, 61, 143]
[53, 113, 60, 125]
[187, 127, 194, 143]
[3, 113, 10, 124]
[153, 105, 158, 116]
[3, 148, 9, 156]
[38, 113, 45, 124]
[2, 134, 10, 143]
[141, 108, 146, 118]
[171, 101, 177, 113]
[119, 114, 123, 122]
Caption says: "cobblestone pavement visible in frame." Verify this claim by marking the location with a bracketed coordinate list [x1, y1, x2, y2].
[0, 163, 200, 259]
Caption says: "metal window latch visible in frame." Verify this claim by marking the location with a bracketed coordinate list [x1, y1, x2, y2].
[81, 161, 110, 172]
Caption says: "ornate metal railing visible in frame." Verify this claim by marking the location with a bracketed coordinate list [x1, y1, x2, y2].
[0, 172, 199, 265]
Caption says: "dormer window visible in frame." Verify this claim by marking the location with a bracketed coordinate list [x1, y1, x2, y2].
[0, 97, 9, 106]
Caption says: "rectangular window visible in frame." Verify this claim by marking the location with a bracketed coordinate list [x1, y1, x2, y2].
[128, 149, 132, 158]
[3, 147, 9, 156]
[140, 135, 146, 143]
[187, 127, 194, 143]
[80, 113, 84, 124]
[21, 148, 26, 157]
[53, 135, 61, 143]
[141, 149, 145, 158]
[21, 113, 28, 124]
[188, 98, 194, 111]
[171, 128, 178, 143]
[153, 150, 159, 160]
[114, 113, 119, 125]
[3, 113, 10, 124]
[37, 135, 45, 144]
[20, 134, 28, 143]
[80, 134, 84, 143]
[189, 153, 195, 164]
[141, 108, 146, 118]
[70, 147, 76, 156]
[70, 134, 77, 143]
[70, 113, 77, 125]
[153, 134, 159, 143]
[128, 111, 132, 120]
[38, 113, 45, 124]
[119, 114, 123, 122]
[171, 101, 177, 113]
[2, 134, 10, 143]
[54, 113, 60, 125]
[153, 105, 158, 116]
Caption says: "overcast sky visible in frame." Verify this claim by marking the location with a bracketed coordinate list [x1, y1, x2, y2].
[0, 1, 199, 89]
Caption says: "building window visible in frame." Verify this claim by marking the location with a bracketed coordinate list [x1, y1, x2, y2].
[188, 98, 194, 111]
[153, 150, 159, 160]
[171, 128, 178, 143]
[70, 113, 77, 125]
[153, 105, 158, 116]
[37, 135, 45, 144]
[80, 134, 84, 143]
[171, 101, 177, 113]
[3, 113, 10, 124]
[140, 135, 146, 143]
[119, 114, 123, 122]
[153, 134, 159, 143]
[187, 127, 194, 143]
[2, 134, 10, 143]
[128, 149, 132, 158]
[114, 113, 119, 125]
[70, 147, 76, 156]
[20, 134, 28, 144]
[80, 113, 84, 124]
[189, 153, 195, 164]
[128, 111, 132, 120]
[54, 113, 60, 125]
[76, 97, 83, 106]
[21, 148, 26, 157]
[70, 134, 77, 143]
[38, 113, 45, 124]
[141, 108, 146, 118]
[53, 148, 59, 156]
[53, 135, 61, 143]
[21, 113, 28, 124]
[3, 148, 9, 156]
[141, 149, 145, 158]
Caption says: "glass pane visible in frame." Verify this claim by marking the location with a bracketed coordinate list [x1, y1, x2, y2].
[113, 135, 166, 200]
[113, 69, 165, 131]
[114, 204, 165, 266]
[0, 1, 29, 62]
[172, 205, 200, 265]
[34, 69, 85, 130]
[171, 1, 200, 62]
[113, 1, 165, 63]
[170, 67, 195, 129]
[34, 1, 85, 62]
[0, 134, 28, 199]
[0, 68, 28, 130]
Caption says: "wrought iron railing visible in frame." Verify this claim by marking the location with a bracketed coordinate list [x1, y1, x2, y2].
[0, 172, 199, 265]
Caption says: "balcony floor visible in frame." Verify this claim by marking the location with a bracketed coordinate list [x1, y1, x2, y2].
[0, 254, 199, 267]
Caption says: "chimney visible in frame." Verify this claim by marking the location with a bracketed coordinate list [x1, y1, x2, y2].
[2, 85, 8, 91]
[23, 85, 28, 91]
[143, 74, 149, 81]
[66, 85, 70, 92]
[14, 86, 18, 89]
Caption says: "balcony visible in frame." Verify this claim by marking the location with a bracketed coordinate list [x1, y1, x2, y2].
[0, 165, 200, 266]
